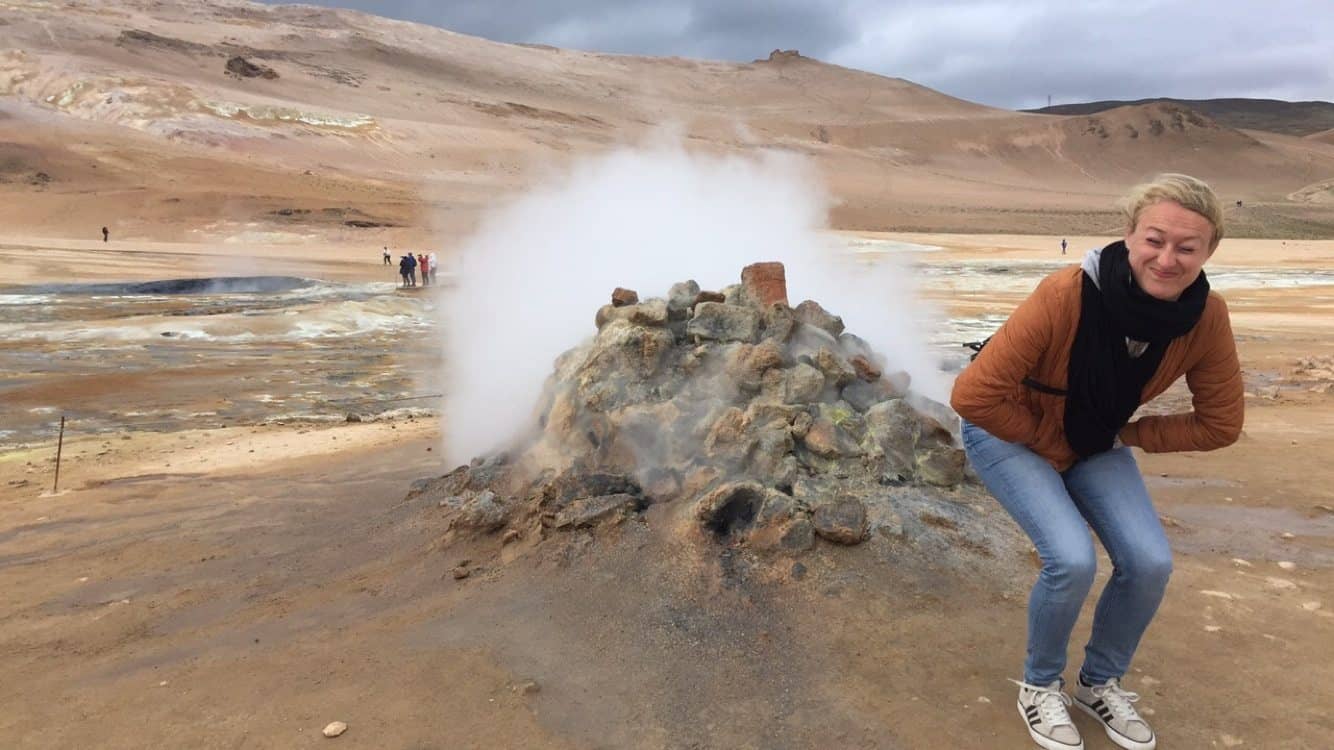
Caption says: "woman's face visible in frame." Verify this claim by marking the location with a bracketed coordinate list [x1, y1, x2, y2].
[1125, 200, 1215, 301]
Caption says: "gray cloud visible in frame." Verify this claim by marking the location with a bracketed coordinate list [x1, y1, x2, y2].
[259, 0, 1332, 108]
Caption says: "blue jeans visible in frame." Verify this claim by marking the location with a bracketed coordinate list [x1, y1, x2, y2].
[960, 420, 1173, 686]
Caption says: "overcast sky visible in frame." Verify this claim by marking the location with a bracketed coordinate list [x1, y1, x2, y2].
[264, 0, 1332, 109]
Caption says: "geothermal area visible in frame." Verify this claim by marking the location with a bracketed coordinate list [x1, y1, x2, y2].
[3, 1, 1334, 748]
[417, 262, 979, 560]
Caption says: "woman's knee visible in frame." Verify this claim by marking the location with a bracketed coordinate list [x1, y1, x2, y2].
[1041, 544, 1097, 592]
[1119, 545, 1174, 589]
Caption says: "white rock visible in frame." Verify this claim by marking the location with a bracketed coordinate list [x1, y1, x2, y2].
[1221, 734, 1245, 747]
[1280, 532, 1296, 540]
[976, 696, 991, 704]
[1301, 601, 1322, 612]
[1204, 625, 1222, 632]
[1200, 590, 1236, 600]
[1265, 577, 1297, 590]
[322, 721, 347, 738]
[1230, 558, 1253, 568]
[1277, 561, 1296, 571]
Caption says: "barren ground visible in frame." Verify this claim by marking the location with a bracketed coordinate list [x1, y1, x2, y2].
[2, 235, 1331, 749]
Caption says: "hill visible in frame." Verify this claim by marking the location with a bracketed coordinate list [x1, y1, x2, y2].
[1028, 97, 1334, 137]
[1, 0, 1333, 242]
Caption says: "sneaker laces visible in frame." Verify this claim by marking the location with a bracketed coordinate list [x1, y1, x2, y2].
[1090, 679, 1144, 724]
[1011, 679, 1075, 727]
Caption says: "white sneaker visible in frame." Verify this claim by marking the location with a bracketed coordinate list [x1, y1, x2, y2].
[1013, 679, 1084, 750]
[1074, 677, 1157, 750]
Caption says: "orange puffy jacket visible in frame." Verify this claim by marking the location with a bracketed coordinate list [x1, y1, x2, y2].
[950, 266, 1244, 470]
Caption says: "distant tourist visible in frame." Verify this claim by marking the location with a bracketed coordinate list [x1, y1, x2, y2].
[417, 253, 430, 286]
[952, 174, 1241, 750]
[1060, 238, 1067, 255]
[428, 251, 438, 284]
[382, 246, 392, 265]
[398, 253, 413, 287]
[406, 252, 417, 287]
[101, 226, 109, 242]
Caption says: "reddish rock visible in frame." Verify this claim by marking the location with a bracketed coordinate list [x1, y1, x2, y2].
[813, 497, 868, 545]
[741, 262, 788, 307]
[851, 355, 881, 382]
[611, 287, 639, 307]
[694, 290, 725, 305]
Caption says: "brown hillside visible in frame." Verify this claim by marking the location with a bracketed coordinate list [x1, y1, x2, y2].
[1029, 97, 1334, 137]
[1, 0, 1333, 242]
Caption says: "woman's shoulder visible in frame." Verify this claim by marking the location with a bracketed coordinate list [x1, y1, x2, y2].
[1198, 290, 1233, 331]
[1031, 264, 1085, 300]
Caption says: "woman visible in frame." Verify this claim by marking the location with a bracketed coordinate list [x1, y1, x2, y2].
[951, 174, 1244, 750]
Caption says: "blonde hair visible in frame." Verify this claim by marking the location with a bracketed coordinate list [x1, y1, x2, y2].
[1122, 173, 1224, 250]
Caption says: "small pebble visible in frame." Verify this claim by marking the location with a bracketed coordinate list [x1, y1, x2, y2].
[1280, 532, 1296, 540]
[1301, 601, 1322, 612]
[976, 696, 991, 704]
[511, 680, 540, 695]
[322, 721, 347, 738]
[451, 566, 470, 580]
[1231, 558, 1253, 568]
[1277, 561, 1296, 571]
[1204, 625, 1222, 632]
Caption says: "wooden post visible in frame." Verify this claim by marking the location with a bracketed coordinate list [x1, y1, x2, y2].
[53, 416, 65, 493]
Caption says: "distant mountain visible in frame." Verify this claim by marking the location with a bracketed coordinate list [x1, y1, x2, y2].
[1027, 98, 1334, 137]
[2, 0, 1333, 240]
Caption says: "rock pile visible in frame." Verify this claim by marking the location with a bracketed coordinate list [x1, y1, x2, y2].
[413, 262, 971, 555]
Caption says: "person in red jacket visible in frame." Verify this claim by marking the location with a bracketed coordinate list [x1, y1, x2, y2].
[951, 174, 1243, 750]
[417, 253, 430, 287]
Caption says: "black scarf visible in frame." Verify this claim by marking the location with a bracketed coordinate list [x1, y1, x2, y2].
[1064, 241, 1209, 459]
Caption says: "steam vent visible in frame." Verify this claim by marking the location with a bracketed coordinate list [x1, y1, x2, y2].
[412, 262, 987, 559]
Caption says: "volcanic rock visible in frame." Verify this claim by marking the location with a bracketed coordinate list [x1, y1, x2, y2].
[225, 55, 278, 79]
[813, 497, 868, 545]
[794, 300, 844, 337]
[687, 301, 760, 342]
[667, 280, 700, 319]
[740, 261, 788, 307]
[410, 262, 970, 563]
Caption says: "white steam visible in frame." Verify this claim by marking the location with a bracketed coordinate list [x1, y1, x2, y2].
[437, 143, 948, 465]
